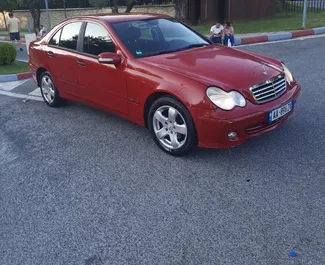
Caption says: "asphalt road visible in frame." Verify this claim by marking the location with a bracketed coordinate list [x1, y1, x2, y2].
[1, 36, 325, 265]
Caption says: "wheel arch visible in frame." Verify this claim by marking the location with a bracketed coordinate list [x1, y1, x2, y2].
[36, 67, 47, 86]
[143, 91, 191, 128]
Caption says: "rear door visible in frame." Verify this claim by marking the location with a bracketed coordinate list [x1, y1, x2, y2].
[76, 21, 128, 114]
[44, 21, 83, 97]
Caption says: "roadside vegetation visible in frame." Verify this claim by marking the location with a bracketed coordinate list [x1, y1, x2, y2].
[192, 11, 325, 35]
[0, 43, 28, 75]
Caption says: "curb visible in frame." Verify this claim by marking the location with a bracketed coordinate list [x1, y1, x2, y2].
[0, 59, 31, 82]
[0, 71, 32, 82]
[234, 26, 325, 46]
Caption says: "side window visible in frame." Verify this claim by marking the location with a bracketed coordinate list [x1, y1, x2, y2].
[48, 29, 61, 46]
[59, 22, 82, 50]
[83, 23, 115, 56]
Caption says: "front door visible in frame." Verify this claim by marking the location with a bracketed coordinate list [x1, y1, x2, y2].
[45, 21, 83, 97]
[76, 22, 128, 114]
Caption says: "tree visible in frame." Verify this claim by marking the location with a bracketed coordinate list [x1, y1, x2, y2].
[89, 0, 108, 8]
[89, 0, 137, 14]
[125, 0, 137, 13]
[0, 0, 18, 30]
[18, 0, 41, 33]
[175, 0, 186, 21]
[111, 0, 118, 13]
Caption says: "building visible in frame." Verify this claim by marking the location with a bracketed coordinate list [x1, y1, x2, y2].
[186, 0, 276, 25]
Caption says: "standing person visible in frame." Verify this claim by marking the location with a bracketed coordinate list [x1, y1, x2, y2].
[7, 12, 23, 51]
[223, 22, 235, 46]
[209, 22, 224, 44]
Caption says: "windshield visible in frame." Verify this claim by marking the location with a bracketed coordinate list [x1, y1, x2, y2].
[110, 18, 210, 58]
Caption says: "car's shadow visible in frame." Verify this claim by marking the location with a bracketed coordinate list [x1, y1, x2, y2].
[46, 99, 321, 174]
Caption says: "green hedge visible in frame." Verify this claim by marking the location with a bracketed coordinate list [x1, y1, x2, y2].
[0, 43, 17, 65]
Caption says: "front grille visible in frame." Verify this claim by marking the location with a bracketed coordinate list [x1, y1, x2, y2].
[250, 75, 287, 104]
[245, 119, 283, 135]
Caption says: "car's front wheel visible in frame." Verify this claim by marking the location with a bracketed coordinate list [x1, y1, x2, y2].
[148, 96, 197, 156]
[39, 71, 66, 107]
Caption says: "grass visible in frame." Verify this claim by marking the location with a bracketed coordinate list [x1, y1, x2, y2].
[0, 61, 29, 75]
[192, 11, 325, 35]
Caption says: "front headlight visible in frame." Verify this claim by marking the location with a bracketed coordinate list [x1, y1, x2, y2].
[206, 87, 246, 110]
[282, 63, 294, 84]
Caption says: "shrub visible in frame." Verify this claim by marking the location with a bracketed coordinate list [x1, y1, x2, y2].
[0, 43, 17, 65]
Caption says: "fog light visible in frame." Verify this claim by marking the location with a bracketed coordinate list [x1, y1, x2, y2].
[228, 132, 237, 139]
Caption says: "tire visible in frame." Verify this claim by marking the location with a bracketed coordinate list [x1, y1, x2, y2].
[148, 96, 197, 156]
[39, 71, 66, 107]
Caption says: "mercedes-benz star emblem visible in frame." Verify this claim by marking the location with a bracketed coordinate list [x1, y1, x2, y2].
[262, 65, 268, 75]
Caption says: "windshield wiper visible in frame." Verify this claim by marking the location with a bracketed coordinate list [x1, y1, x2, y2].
[178, 43, 209, 50]
[153, 43, 209, 56]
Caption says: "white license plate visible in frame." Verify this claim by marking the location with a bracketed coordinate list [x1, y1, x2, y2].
[268, 100, 294, 123]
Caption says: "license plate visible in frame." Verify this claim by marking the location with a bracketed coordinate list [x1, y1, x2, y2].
[268, 100, 294, 123]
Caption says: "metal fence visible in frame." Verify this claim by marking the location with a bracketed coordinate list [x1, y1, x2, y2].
[281, 0, 325, 13]
[110, 0, 174, 6]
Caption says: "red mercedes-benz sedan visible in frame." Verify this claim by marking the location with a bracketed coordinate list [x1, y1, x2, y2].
[29, 13, 301, 156]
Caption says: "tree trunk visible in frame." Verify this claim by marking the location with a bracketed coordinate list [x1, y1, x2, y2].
[29, 0, 41, 34]
[175, 0, 186, 21]
[1, 11, 8, 31]
[125, 0, 137, 13]
[281, 0, 285, 7]
[111, 0, 119, 13]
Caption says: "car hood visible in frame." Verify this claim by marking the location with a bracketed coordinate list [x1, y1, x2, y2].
[142, 45, 283, 92]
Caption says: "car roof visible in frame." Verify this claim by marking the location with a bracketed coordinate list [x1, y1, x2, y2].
[71, 12, 170, 23]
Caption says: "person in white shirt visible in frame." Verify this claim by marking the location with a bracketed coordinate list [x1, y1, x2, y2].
[7, 12, 23, 51]
[209, 22, 224, 44]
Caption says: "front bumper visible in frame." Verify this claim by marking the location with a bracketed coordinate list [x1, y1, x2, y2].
[192, 82, 301, 149]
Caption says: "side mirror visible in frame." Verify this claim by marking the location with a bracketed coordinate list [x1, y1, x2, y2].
[98, 52, 121, 65]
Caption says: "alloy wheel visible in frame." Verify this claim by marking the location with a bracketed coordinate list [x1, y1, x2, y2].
[152, 105, 188, 150]
[41, 75, 55, 104]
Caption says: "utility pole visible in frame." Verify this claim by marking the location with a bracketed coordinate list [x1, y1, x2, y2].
[45, 0, 51, 29]
[302, 0, 308, 29]
[63, 0, 67, 19]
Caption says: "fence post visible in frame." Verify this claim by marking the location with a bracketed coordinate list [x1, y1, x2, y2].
[302, 0, 308, 29]
[27, 19, 31, 33]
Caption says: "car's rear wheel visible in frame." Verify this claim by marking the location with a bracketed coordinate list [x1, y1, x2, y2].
[39, 71, 66, 107]
[148, 96, 197, 156]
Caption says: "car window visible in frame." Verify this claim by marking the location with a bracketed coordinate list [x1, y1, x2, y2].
[111, 18, 209, 58]
[83, 22, 115, 56]
[139, 28, 153, 41]
[159, 21, 199, 42]
[48, 29, 61, 46]
[59, 22, 82, 50]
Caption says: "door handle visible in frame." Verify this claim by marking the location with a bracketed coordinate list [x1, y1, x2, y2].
[47, 51, 55, 58]
[77, 60, 86, 66]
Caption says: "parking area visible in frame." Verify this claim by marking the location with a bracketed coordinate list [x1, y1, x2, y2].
[1, 36, 325, 265]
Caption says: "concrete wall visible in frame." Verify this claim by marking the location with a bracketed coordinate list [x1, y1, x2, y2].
[0, 5, 175, 30]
